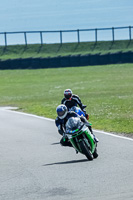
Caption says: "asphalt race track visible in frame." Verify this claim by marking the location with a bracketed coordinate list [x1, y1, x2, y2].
[0, 107, 133, 200]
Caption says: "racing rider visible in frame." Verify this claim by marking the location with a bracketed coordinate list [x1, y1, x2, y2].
[61, 89, 89, 120]
[55, 104, 99, 147]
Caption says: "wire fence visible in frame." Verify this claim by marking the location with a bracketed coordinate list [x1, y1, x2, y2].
[0, 26, 132, 46]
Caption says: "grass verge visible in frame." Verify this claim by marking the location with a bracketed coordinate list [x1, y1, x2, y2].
[0, 63, 133, 135]
[0, 40, 133, 60]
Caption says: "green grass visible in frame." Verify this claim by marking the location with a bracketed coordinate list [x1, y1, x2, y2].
[0, 63, 133, 135]
[0, 40, 133, 60]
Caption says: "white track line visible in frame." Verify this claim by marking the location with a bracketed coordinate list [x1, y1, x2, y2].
[93, 129, 133, 141]
[2, 107, 133, 142]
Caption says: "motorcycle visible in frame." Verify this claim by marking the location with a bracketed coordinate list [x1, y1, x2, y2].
[70, 106, 89, 120]
[70, 106, 86, 117]
[64, 117, 98, 160]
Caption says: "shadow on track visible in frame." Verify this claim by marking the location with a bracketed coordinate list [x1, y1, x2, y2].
[43, 159, 88, 166]
[51, 142, 60, 145]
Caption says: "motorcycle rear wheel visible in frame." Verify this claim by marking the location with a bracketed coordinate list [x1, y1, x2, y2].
[79, 140, 93, 160]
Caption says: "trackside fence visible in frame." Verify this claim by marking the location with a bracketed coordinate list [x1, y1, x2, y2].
[0, 26, 132, 46]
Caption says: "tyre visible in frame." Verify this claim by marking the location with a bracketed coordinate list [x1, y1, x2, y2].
[79, 140, 93, 160]
[93, 148, 98, 159]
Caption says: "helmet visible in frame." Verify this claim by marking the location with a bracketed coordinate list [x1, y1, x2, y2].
[56, 104, 68, 119]
[64, 89, 72, 99]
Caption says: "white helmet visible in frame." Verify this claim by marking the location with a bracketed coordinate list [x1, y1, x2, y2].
[56, 104, 68, 119]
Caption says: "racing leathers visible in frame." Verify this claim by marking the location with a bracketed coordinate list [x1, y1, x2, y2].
[61, 94, 89, 119]
[55, 111, 94, 146]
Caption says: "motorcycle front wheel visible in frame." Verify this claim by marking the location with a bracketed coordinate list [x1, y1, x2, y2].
[93, 148, 98, 159]
[79, 140, 93, 161]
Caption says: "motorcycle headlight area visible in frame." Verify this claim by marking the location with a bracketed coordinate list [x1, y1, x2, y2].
[66, 129, 79, 135]
[66, 117, 83, 131]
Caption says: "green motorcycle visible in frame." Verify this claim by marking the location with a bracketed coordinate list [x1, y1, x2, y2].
[65, 117, 98, 160]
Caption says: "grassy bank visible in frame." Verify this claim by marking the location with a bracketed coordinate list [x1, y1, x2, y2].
[0, 63, 133, 135]
[0, 40, 133, 60]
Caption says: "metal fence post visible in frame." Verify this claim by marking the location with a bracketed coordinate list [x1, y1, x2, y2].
[77, 29, 80, 43]
[95, 29, 97, 42]
[1, 26, 132, 46]
[40, 31, 43, 45]
[60, 31, 62, 44]
[129, 26, 132, 40]
[24, 32, 27, 46]
[112, 27, 115, 42]
[4, 32, 7, 47]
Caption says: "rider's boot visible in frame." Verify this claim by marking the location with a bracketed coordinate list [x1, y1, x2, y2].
[88, 126, 99, 143]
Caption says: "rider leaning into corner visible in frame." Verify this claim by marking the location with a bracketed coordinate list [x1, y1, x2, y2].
[61, 89, 89, 120]
[55, 104, 99, 147]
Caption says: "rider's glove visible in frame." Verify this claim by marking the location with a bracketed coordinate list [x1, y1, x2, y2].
[85, 113, 89, 120]
[58, 125, 64, 135]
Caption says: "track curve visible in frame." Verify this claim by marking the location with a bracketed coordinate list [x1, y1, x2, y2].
[0, 107, 133, 200]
